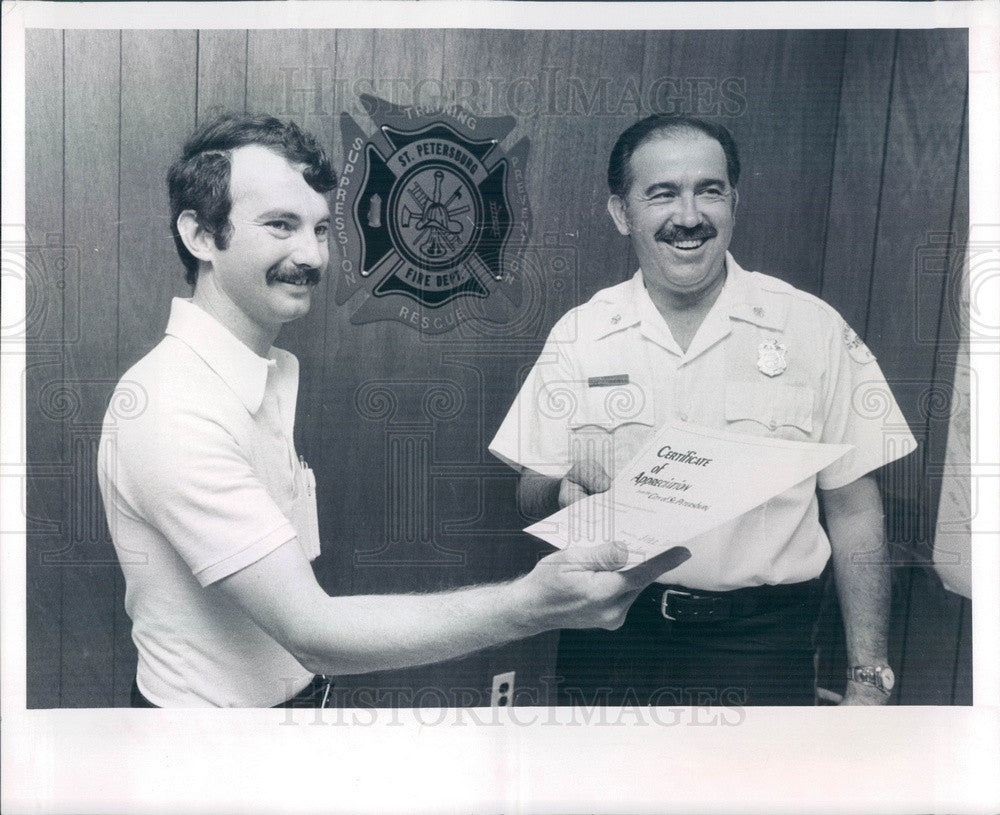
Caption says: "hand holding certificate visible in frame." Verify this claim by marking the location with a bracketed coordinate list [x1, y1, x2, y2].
[525, 423, 852, 568]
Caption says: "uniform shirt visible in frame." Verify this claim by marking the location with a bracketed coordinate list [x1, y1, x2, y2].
[98, 298, 320, 707]
[490, 254, 916, 591]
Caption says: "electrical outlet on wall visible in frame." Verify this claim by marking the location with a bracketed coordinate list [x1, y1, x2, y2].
[491, 671, 515, 707]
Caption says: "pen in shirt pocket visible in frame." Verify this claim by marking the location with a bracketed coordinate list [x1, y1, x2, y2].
[298, 454, 315, 498]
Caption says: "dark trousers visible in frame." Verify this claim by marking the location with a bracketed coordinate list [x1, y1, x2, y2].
[130, 674, 332, 708]
[554, 578, 823, 707]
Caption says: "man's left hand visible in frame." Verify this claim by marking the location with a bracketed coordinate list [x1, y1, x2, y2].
[840, 680, 890, 705]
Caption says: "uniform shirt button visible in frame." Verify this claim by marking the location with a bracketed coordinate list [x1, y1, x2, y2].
[768, 420, 777, 431]
[679, 412, 688, 422]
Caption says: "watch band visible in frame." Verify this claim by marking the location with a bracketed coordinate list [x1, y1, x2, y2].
[847, 665, 895, 693]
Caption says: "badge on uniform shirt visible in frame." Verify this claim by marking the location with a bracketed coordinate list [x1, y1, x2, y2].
[757, 338, 787, 377]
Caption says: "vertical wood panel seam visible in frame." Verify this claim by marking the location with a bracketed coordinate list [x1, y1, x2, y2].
[315, 27, 336, 504]
[917, 80, 968, 581]
[440, 29, 446, 88]
[243, 30, 249, 112]
[317, 28, 337, 477]
[357, 30, 378, 599]
[116, 32, 123, 378]
[369, 34, 376, 112]
[892, 567, 915, 703]
[194, 30, 201, 127]
[58, 29, 67, 706]
[111, 30, 124, 705]
[862, 30, 900, 340]
[924, 84, 968, 454]
[950, 596, 968, 704]
[817, 32, 848, 299]
[634, 29, 649, 282]
[877, 31, 913, 705]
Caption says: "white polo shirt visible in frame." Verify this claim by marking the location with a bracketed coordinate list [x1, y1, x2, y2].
[98, 298, 319, 707]
[490, 254, 916, 590]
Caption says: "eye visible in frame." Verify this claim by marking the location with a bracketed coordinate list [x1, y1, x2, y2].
[698, 187, 727, 202]
[265, 219, 293, 234]
[649, 190, 676, 202]
[315, 223, 330, 239]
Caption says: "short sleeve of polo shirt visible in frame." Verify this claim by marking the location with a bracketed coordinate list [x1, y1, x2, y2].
[816, 318, 917, 490]
[489, 315, 585, 479]
[102, 386, 298, 587]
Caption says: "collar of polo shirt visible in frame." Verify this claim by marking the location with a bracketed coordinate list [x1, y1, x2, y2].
[164, 298, 279, 415]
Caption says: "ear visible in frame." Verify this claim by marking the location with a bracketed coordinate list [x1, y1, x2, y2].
[607, 195, 631, 237]
[176, 210, 217, 266]
[730, 188, 739, 217]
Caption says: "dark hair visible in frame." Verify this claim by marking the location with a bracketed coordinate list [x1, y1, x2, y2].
[607, 115, 740, 198]
[167, 112, 337, 285]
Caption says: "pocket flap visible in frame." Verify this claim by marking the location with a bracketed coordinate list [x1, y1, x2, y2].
[569, 380, 655, 431]
[725, 382, 815, 434]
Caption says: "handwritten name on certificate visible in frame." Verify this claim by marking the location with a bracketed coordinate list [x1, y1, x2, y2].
[524, 423, 851, 567]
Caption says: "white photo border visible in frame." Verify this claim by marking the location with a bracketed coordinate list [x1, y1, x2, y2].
[2, 2, 998, 813]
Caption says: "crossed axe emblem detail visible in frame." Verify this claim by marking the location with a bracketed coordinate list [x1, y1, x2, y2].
[400, 170, 471, 259]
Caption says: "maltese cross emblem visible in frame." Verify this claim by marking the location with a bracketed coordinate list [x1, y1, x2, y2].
[335, 95, 531, 333]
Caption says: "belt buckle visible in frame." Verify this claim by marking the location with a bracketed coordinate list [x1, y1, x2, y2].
[660, 588, 691, 621]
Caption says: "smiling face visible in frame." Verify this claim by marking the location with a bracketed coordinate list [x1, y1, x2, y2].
[190, 144, 331, 350]
[608, 130, 737, 302]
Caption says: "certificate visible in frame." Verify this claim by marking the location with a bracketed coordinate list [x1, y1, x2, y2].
[525, 423, 852, 567]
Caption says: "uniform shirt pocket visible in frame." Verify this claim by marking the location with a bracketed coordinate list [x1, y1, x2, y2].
[725, 381, 815, 439]
[568, 381, 656, 475]
[568, 380, 655, 431]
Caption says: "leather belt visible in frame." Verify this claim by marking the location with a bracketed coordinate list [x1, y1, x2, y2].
[640, 579, 820, 623]
[130, 674, 333, 708]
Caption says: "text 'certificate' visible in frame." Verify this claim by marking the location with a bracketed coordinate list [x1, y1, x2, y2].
[525, 423, 851, 567]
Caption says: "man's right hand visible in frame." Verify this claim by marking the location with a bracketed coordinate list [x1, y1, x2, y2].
[514, 541, 692, 633]
[558, 458, 612, 508]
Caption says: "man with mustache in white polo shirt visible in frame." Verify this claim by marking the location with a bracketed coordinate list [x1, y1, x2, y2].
[97, 112, 691, 708]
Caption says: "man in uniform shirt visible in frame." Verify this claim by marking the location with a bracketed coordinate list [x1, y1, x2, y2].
[490, 115, 915, 706]
[97, 112, 691, 708]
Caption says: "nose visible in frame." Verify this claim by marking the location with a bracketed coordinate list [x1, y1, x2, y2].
[291, 230, 328, 270]
[673, 192, 704, 228]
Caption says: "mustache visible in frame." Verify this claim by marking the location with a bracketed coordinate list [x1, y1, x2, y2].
[655, 223, 718, 243]
[266, 262, 322, 286]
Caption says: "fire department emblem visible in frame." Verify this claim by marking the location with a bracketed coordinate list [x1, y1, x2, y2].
[334, 95, 531, 333]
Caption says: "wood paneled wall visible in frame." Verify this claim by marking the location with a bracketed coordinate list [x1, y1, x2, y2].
[25, 28, 970, 707]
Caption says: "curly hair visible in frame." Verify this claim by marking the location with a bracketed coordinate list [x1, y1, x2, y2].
[607, 115, 740, 198]
[167, 112, 337, 285]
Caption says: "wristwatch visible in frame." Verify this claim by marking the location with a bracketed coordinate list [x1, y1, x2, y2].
[847, 665, 895, 694]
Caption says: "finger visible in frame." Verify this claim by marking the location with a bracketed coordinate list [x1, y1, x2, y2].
[621, 545, 692, 586]
[558, 479, 588, 508]
[584, 460, 612, 494]
[566, 459, 611, 495]
[577, 459, 611, 494]
[564, 540, 629, 572]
